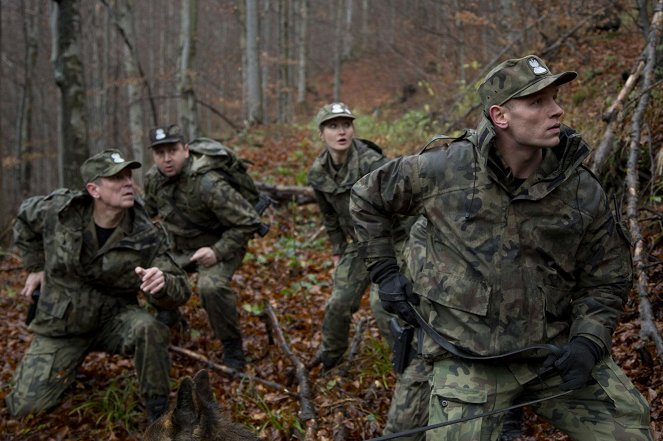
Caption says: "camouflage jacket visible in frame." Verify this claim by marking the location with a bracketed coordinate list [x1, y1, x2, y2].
[13, 189, 191, 337]
[308, 139, 394, 255]
[350, 116, 632, 357]
[144, 155, 260, 261]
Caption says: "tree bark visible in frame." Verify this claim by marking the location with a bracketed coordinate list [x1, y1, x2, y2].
[332, 0, 343, 101]
[262, 302, 317, 439]
[256, 182, 316, 205]
[115, 0, 145, 186]
[624, 0, 663, 362]
[295, 0, 308, 105]
[169, 345, 299, 397]
[277, 0, 292, 122]
[590, 59, 645, 175]
[247, 0, 264, 125]
[178, 0, 199, 140]
[16, 0, 39, 197]
[51, 0, 89, 188]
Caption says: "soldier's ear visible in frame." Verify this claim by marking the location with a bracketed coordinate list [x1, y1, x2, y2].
[85, 182, 100, 199]
[489, 104, 509, 129]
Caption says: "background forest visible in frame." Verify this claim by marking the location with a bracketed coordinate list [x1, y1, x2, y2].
[1, 0, 662, 440]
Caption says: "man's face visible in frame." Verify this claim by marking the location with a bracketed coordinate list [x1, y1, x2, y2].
[500, 85, 564, 149]
[90, 168, 135, 209]
[320, 117, 355, 154]
[152, 142, 189, 177]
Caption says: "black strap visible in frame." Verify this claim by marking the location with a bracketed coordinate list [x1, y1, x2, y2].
[365, 389, 572, 441]
[412, 307, 562, 360]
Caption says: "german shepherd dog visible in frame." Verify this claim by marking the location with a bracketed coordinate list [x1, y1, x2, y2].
[144, 369, 260, 441]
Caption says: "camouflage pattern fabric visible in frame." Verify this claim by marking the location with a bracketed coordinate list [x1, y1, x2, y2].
[384, 355, 432, 441]
[351, 118, 632, 358]
[143, 154, 260, 263]
[172, 247, 246, 342]
[8, 189, 191, 417]
[309, 140, 414, 361]
[384, 216, 431, 441]
[320, 247, 392, 360]
[427, 356, 652, 441]
[144, 155, 261, 344]
[350, 115, 651, 438]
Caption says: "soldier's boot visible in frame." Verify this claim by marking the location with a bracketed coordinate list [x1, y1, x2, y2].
[499, 407, 524, 441]
[145, 395, 169, 423]
[320, 352, 343, 373]
[222, 338, 246, 371]
[155, 308, 183, 327]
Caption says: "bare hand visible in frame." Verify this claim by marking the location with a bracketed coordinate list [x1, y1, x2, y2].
[190, 247, 218, 268]
[21, 271, 44, 301]
[332, 255, 341, 267]
[135, 266, 165, 294]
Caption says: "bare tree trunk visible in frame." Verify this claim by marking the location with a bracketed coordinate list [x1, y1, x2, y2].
[16, 0, 39, 197]
[114, 0, 145, 186]
[342, 0, 353, 59]
[332, 0, 343, 101]
[178, 0, 199, 140]
[295, 0, 308, 105]
[51, 0, 89, 188]
[246, 0, 264, 125]
[277, 0, 291, 122]
[261, 0, 271, 124]
[624, 0, 663, 362]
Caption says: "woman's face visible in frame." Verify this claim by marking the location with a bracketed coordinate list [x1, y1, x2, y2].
[320, 117, 355, 154]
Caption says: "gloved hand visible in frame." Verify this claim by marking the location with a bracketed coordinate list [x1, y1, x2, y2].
[369, 258, 419, 327]
[543, 336, 602, 391]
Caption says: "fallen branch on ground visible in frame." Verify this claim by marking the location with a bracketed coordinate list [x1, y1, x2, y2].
[263, 301, 318, 440]
[169, 345, 298, 397]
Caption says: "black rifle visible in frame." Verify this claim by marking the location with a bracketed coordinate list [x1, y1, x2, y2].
[254, 192, 274, 237]
[389, 317, 414, 374]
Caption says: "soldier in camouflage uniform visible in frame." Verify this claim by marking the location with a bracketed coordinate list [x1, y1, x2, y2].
[144, 125, 260, 371]
[308, 103, 412, 371]
[384, 216, 432, 441]
[350, 55, 653, 440]
[7, 149, 191, 423]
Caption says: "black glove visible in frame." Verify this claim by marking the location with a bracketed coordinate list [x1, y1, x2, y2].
[543, 336, 602, 391]
[369, 258, 419, 327]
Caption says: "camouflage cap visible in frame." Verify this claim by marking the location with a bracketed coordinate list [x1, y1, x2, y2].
[315, 102, 356, 128]
[478, 55, 577, 111]
[149, 124, 184, 148]
[80, 149, 141, 183]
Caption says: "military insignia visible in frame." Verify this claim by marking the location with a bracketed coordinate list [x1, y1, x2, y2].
[331, 103, 350, 114]
[155, 128, 166, 140]
[528, 58, 548, 75]
[111, 152, 125, 163]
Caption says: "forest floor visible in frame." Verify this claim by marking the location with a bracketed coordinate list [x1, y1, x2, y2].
[0, 126, 661, 440]
[1, 20, 663, 441]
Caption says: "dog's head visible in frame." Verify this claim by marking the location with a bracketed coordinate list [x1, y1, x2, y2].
[144, 369, 260, 441]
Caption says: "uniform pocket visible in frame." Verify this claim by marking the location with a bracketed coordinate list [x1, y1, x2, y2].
[416, 270, 490, 316]
[593, 358, 651, 430]
[429, 383, 488, 436]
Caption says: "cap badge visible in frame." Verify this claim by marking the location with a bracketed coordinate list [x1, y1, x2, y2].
[155, 128, 166, 140]
[331, 103, 349, 114]
[528, 58, 548, 75]
[111, 152, 125, 163]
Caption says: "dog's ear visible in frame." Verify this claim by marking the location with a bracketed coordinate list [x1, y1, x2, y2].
[193, 369, 223, 435]
[171, 376, 197, 435]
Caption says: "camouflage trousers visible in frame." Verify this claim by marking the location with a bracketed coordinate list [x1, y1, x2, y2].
[384, 356, 432, 441]
[320, 248, 395, 361]
[5, 306, 171, 417]
[176, 247, 246, 343]
[426, 355, 653, 441]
